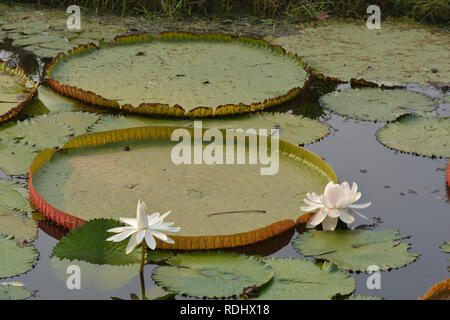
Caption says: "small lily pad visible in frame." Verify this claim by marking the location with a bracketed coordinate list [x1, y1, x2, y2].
[0, 179, 31, 212]
[51, 218, 140, 266]
[293, 229, 419, 272]
[0, 141, 40, 176]
[0, 284, 31, 300]
[252, 258, 355, 300]
[375, 115, 450, 158]
[440, 241, 450, 253]
[0, 206, 37, 242]
[320, 88, 437, 122]
[0, 234, 38, 278]
[152, 251, 274, 298]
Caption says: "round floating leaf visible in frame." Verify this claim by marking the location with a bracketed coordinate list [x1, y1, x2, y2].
[0, 62, 38, 123]
[147, 250, 173, 263]
[320, 88, 437, 122]
[0, 285, 31, 300]
[39, 112, 100, 136]
[0, 141, 40, 176]
[45, 33, 309, 117]
[419, 279, 450, 300]
[0, 234, 38, 278]
[267, 21, 450, 85]
[376, 115, 450, 158]
[0, 179, 31, 212]
[252, 258, 355, 300]
[12, 34, 64, 47]
[30, 126, 336, 249]
[440, 241, 450, 253]
[51, 218, 140, 266]
[0, 115, 73, 149]
[37, 86, 85, 113]
[152, 251, 274, 298]
[50, 257, 138, 292]
[293, 229, 419, 272]
[0, 206, 37, 242]
[90, 113, 329, 146]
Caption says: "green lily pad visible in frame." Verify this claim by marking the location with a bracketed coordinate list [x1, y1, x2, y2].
[147, 250, 173, 262]
[320, 88, 437, 122]
[293, 229, 419, 272]
[440, 241, 450, 253]
[0, 206, 37, 242]
[375, 115, 450, 158]
[0, 179, 31, 212]
[51, 218, 140, 266]
[0, 234, 38, 278]
[37, 86, 83, 113]
[90, 113, 329, 146]
[252, 258, 355, 300]
[0, 62, 38, 123]
[0, 141, 40, 176]
[30, 127, 336, 249]
[0, 284, 31, 300]
[45, 33, 308, 116]
[12, 34, 64, 47]
[39, 112, 100, 136]
[152, 251, 274, 298]
[266, 20, 450, 86]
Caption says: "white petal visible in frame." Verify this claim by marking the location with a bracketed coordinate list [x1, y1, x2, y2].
[150, 230, 168, 241]
[300, 205, 319, 212]
[326, 208, 342, 218]
[351, 182, 358, 194]
[118, 218, 137, 227]
[144, 231, 157, 250]
[324, 183, 342, 207]
[353, 192, 361, 202]
[137, 202, 149, 229]
[306, 209, 327, 229]
[126, 233, 139, 254]
[136, 229, 146, 244]
[341, 181, 350, 193]
[107, 226, 136, 233]
[306, 192, 321, 203]
[349, 202, 371, 209]
[152, 225, 181, 233]
[338, 210, 355, 224]
[106, 230, 136, 242]
[321, 216, 338, 231]
[304, 198, 324, 208]
[152, 210, 171, 225]
[350, 208, 368, 219]
[162, 236, 175, 244]
[148, 212, 160, 223]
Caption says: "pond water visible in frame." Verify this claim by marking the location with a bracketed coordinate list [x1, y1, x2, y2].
[0, 41, 449, 300]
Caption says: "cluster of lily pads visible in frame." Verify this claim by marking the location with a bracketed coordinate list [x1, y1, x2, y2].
[0, 3, 449, 301]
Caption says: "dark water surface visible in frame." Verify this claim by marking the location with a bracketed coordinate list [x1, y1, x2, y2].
[0, 43, 448, 300]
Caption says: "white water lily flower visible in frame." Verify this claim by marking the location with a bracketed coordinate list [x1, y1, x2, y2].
[106, 200, 180, 254]
[301, 181, 371, 231]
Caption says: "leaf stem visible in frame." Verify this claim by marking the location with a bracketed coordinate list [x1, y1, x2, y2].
[139, 241, 147, 274]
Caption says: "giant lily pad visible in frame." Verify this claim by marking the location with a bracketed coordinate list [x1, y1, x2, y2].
[293, 229, 419, 272]
[0, 234, 38, 278]
[0, 62, 38, 123]
[152, 251, 274, 298]
[30, 126, 336, 249]
[90, 112, 329, 146]
[252, 258, 355, 300]
[0, 206, 37, 242]
[320, 88, 437, 122]
[266, 20, 450, 86]
[44, 33, 309, 117]
[0, 179, 31, 212]
[375, 115, 450, 158]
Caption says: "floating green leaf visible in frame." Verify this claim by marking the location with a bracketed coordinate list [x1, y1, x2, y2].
[293, 230, 419, 272]
[347, 294, 383, 300]
[320, 88, 437, 121]
[0, 115, 73, 149]
[0, 234, 38, 278]
[440, 241, 450, 253]
[0, 179, 31, 212]
[152, 251, 274, 298]
[376, 115, 450, 158]
[90, 113, 329, 146]
[40, 112, 100, 136]
[252, 258, 355, 300]
[51, 218, 140, 266]
[36, 86, 84, 113]
[0, 206, 37, 242]
[0, 284, 31, 300]
[0, 141, 40, 176]
[267, 20, 450, 85]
